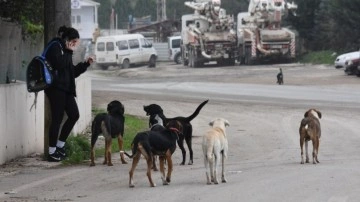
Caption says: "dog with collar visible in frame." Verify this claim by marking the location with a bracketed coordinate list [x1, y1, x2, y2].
[202, 118, 230, 184]
[299, 109, 322, 164]
[90, 100, 127, 166]
[123, 120, 183, 187]
[143, 99, 209, 165]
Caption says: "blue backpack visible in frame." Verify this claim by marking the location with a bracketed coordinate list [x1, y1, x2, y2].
[26, 41, 62, 93]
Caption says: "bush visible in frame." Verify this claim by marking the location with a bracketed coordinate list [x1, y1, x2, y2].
[298, 50, 337, 65]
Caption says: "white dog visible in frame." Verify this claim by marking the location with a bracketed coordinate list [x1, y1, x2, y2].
[202, 118, 230, 184]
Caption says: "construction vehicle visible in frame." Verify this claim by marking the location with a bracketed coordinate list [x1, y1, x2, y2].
[237, 0, 297, 64]
[181, 0, 238, 67]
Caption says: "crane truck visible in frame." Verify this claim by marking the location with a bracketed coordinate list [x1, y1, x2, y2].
[237, 0, 298, 64]
[181, 0, 238, 67]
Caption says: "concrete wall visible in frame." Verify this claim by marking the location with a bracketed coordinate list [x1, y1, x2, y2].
[0, 76, 91, 165]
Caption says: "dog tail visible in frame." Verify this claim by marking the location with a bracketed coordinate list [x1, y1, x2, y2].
[122, 151, 134, 158]
[185, 100, 209, 122]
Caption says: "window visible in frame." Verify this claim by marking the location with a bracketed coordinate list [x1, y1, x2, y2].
[106, 42, 114, 51]
[76, 15, 81, 23]
[71, 16, 76, 24]
[172, 39, 181, 48]
[117, 40, 128, 50]
[129, 39, 139, 49]
[97, 42, 105, 51]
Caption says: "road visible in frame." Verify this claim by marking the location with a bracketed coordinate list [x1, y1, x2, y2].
[1, 62, 360, 202]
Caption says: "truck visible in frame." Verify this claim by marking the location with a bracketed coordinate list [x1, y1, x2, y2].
[237, 0, 298, 64]
[181, 0, 238, 67]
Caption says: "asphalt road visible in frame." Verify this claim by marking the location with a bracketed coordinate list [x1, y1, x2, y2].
[1, 62, 360, 202]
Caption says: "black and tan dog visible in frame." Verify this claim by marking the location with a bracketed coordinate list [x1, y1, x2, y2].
[143, 99, 209, 165]
[90, 100, 127, 166]
[123, 120, 183, 188]
[299, 109, 322, 164]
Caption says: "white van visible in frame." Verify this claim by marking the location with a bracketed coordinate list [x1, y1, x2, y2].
[95, 34, 157, 69]
[168, 35, 182, 64]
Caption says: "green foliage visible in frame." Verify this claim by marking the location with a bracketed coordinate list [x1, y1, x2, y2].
[62, 135, 91, 165]
[0, 0, 44, 37]
[298, 50, 336, 65]
[64, 108, 148, 165]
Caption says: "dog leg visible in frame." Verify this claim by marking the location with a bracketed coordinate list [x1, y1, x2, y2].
[300, 137, 305, 164]
[221, 153, 227, 183]
[185, 137, 193, 165]
[312, 139, 319, 164]
[204, 157, 211, 185]
[90, 146, 96, 166]
[152, 156, 159, 171]
[159, 156, 168, 185]
[177, 138, 186, 165]
[129, 152, 141, 188]
[117, 136, 127, 164]
[103, 139, 108, 165]
[315, 139, 320, 163]
[138, 145, 156, 187]
[305, 141, 310, 163]
[105, 138, 113, 166]
[165, 150, 173, 183]
[213, 153, 219, 184]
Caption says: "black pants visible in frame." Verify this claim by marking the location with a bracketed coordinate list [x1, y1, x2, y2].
[45, 89, 79, 147]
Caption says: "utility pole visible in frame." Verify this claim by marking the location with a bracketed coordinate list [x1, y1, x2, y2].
[43, 0, 71, 157]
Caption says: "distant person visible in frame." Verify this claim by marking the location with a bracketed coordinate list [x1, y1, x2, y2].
[45, 26, 94, 162]
[277, 68, 284, 85]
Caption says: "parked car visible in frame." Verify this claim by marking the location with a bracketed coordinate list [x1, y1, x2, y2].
[168, 35, 182, 64]
[95, 34, 157, 70]
[334, 51, 360, 75]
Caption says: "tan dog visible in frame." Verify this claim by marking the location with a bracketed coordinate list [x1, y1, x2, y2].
[299, 109, 322, 164]
[202, 118, 230, 184]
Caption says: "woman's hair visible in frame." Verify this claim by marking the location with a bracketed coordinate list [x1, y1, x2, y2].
[61, 27, 80, 40]
[57, 25, 67, 37]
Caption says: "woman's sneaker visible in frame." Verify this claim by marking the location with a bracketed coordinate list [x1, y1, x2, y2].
[47, 150, 62, 162]
[56, 147, 67, 159]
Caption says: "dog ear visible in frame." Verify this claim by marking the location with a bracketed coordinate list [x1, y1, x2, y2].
[209, 120, 214, 126]
[304, 111, 309, 117]
[225, 120, 230, 127]
[316, 110, 322, 119]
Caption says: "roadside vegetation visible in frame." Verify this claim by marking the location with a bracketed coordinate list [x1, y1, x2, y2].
[62, 108, 148, 165]
[298, 50, 337, 65]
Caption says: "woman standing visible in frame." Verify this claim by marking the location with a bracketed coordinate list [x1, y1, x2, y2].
[45, 27, 94, 162]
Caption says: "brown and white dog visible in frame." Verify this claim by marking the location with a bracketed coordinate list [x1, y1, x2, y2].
[299, 109, 322, 164]
[202, 118, 230, 184]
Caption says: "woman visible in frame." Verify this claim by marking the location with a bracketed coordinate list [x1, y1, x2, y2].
[45, 27, 94, 162]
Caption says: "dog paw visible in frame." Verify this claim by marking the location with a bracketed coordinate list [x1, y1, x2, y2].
[90, 162, 95, 167]
[180, 162, 185, 165]
[107, 163, 114, 166]
[150, 183, 156, 187]
[188, 161, 193, 165]
[129, 184, 135, 188]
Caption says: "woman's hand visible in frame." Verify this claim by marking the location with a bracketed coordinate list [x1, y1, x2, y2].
[86, 56, 95, 64]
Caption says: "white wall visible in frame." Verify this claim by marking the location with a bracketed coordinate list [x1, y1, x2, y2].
[0, 76, 92, 165]
[0, 82, 44, 164]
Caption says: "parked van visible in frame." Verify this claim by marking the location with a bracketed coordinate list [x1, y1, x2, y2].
[168, 35, 182, 64]
[95, 34, 157, 69]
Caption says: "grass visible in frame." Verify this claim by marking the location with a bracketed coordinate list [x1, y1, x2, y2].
[298, 50, 337, 65]
[62, 109, 148, 165]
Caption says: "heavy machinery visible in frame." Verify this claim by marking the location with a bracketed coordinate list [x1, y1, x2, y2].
[181, 0, 238, 67]
[237, 0, 298, 64]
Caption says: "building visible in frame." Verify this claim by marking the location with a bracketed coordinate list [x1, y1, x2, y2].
[71, 0, 100, 40]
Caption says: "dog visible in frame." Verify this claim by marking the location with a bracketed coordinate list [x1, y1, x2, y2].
[277, 68, 283, 85]
[90, 100, 127, 166]
[123, 120, 183, 187]
[143, 99, 209, 165]
[202, 118, 230, 184]
[299, 109, 322, 164]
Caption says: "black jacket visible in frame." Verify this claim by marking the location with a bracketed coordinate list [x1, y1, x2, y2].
[45, 38, 90, 96]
